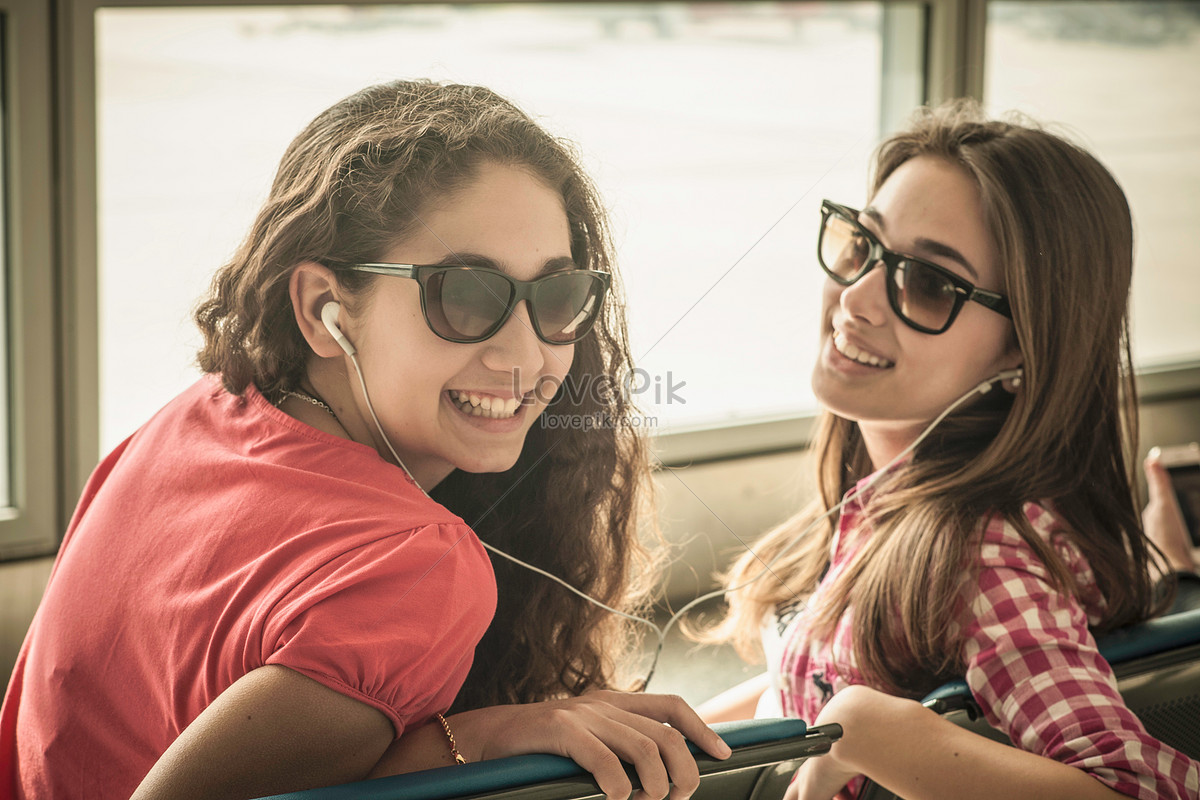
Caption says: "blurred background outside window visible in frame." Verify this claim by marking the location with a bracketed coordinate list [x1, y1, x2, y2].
[95, 1, 1200, 453]
[96, 2, 906, 451]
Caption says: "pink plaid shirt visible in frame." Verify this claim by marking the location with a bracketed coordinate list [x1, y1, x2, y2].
[769, 477, 1200, 799]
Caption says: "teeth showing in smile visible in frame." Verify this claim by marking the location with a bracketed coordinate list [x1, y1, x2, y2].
[449, 390, 521, 419]
[832, 331, 894, 368]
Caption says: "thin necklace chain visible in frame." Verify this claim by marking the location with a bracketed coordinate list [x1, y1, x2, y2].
[279, 389, 335, 418]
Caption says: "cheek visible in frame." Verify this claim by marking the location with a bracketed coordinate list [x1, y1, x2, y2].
[915, 328, 1009, 390]
[522, 345, 575, 409]
[958, 317, 1016, 366]
[821, 280, 844, 321]
[545, 345, 575, 387]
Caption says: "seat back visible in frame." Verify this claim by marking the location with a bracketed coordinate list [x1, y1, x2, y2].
[1100, 608, 1200, 757]
[257, 718, 843, 800]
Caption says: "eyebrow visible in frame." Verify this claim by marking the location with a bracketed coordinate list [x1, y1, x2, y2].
[430, 253, 579, 276]
[860, 205, 979, 281]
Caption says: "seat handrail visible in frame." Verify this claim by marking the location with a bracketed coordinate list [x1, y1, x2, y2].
[1093, 606, 1200, 665]
[256, 718, 838, 800]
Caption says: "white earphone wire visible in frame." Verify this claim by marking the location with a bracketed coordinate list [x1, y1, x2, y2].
[637, 367, 1023, 685]
[338, 303, 1021, 689]
[347, 349, 654, 625]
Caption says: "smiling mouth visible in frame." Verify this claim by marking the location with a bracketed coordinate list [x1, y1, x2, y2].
[448, 389, 523, 419]
[832, 331, 894, 368]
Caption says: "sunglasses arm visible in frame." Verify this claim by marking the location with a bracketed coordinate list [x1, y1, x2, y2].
[968, 289, 1012, 319]
[343, 263, 417, 279]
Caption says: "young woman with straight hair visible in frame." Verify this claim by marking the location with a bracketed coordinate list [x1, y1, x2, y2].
[703, 101, 1199, 799]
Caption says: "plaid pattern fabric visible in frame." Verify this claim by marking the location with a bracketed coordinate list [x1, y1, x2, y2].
[772, 484, 1200, 798]
[963, 502, 1199, 799]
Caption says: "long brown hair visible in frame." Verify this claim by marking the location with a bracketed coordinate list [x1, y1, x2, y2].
[195, 80, 659, 707]
[715, 100, 1168, 697]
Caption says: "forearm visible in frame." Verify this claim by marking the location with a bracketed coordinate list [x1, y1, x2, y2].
[697, 672, 770, 723]
[368, 718, 462, 777]
[368, 705, 522, 776]
[370, 692, 734, 800]
[817, 687, 1127, 800]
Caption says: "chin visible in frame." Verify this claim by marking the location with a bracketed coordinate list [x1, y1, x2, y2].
[454, 451, 523, 475]
[811, 379, 847, 419]
[811, 391, 869, 424]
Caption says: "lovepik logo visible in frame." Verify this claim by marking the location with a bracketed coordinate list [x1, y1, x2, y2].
[513, 368, 687, 407]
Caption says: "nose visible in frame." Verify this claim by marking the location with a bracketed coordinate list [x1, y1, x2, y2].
[837, 261, 889, 327]
[480, 300, 562, 379]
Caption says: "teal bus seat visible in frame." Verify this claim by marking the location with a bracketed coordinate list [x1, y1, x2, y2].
[258, 717, 843, 800]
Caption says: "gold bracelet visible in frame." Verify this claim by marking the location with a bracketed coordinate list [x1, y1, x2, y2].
[435, 712, 467, 765]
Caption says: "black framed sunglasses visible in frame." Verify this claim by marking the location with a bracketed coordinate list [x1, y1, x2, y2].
[341, 262, 611, 345]
[818, 200, 1012, 334]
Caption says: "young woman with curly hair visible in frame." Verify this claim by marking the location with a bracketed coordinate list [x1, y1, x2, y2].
[2, 80, 729, 800]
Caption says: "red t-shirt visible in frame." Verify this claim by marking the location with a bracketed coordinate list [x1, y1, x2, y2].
[1, 377, 496, 799]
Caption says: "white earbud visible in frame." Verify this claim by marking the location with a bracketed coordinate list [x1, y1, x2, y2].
[976, 368, 1024, 394]
[321, 301, 356, 356]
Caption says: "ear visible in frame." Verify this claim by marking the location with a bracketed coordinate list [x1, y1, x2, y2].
[1000, 346, 1025, 394]
[290, 262, 347, 359]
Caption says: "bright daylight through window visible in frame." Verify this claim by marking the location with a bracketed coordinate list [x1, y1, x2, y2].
[985, 1, 1200, 370]
[96, 3, 906, 450]
[96, 2, 1200, 453]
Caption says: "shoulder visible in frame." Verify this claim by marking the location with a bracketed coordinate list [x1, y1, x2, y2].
[962, 501, 1106, 653]
[961, 505, 1198, 796]
[144, 378, 467, 522]
[976, 501, 1102, 605]
[271, 521, 495, 614]
[978, 501, 1072, 562]
[260, 521, 497, 737]
[262, 520, 497, 677]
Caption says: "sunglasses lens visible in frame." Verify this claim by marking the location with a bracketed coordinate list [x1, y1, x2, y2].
[533, 272, 607, 344]
[425, 268, 514, 341]
[893, 260, 958, 331]
[820, 212, 870, 283]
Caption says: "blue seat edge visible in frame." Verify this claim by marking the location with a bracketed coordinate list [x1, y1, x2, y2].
[1093, 606, 1200, 665]
[257, 717, 811, 800]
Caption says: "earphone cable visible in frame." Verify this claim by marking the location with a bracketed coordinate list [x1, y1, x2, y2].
[345, 327, 1018, 691]
[348, 350, 665, 628]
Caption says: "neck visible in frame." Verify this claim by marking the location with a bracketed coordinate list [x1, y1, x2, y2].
[303, 360, 453, 492]
[279, 384, 345, 439]
[303, 359, 376, 451]
[858, 421, 922, 472]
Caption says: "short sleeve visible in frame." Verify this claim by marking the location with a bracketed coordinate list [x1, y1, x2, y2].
[961, 506, 1200, 799]
[261, 523, 496, 738]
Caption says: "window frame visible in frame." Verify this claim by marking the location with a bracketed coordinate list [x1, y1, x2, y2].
[0, 0, 59, 559]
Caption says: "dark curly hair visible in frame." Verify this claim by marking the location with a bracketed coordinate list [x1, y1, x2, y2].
[195, 80, 660, 707]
